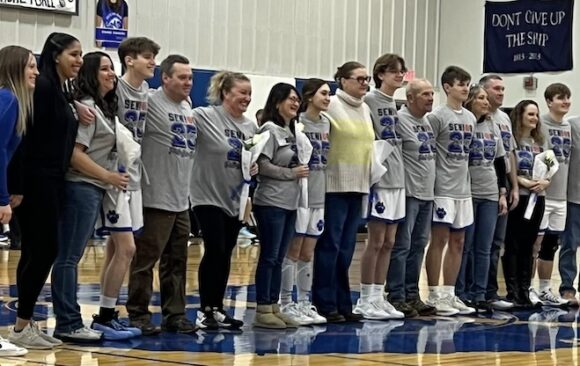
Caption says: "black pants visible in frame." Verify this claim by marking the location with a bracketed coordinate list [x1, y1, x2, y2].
[194, 205, 242, 311]
[503, 195, 545, 300]
[17, 176, 64, 319]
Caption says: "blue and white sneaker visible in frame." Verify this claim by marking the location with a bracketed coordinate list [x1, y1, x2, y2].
[112, 311, 142, 337]
[91, 315, 134, 341]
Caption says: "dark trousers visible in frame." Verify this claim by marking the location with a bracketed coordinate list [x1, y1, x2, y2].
[126, 207, 190, 323]
[503, 195, 545, 300]
[312, 193, 362, 314]
[194, 205, 242, 310]
[17, 176, 64, 320]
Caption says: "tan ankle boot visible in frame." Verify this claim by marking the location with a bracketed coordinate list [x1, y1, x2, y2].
[272, 303, 299, 328]
[253, 304, 286, 329]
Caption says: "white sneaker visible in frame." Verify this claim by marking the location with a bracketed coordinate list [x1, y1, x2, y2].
[54, 326, 102, 342]
[490, 299, 514, 310]
[8, 324, 54, 349]
[237, 239, 252, 249]
[353, 299, 390, 320]
[298, 301, 327, 324]
[30, 320, 63, 346]
[280, 303, 314, 325]
[450, 296, 476, 315]
[238, 227, 257, 239]
[529, 287, 541, 306]
[0, 336, 27, 356]
[426, 295, 460, 316]
[375, 299, 405, 319]
[539, 288, 569, 307]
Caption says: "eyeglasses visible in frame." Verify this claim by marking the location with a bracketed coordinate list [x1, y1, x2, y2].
[347, 76, 372, 84]
[287, 96, 301, 104]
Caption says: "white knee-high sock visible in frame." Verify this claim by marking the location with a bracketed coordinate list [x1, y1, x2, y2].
[280, 257, 297, 305]
[296, 260, 313, 302]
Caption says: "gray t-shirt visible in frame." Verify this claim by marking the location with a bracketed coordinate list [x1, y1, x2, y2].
[396, 105, 436, 201]
[567, 117, 580, 204]
[141, 88, 196, 212]
[66, 98, 117, 190]
[116, 78, 149, 190]
[364, 89, 404, 189]
[253, 122, 300, 210]
[515, 136, 546, 196]
[299, 112, 330, 208]
[540, 114, 571, 201]
[468, 118, 506, 201]
[491, 109, 516, 174]
[427, 105, 475, 199]
[190, 105, 257, 217]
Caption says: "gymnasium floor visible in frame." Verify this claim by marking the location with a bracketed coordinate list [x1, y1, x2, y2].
[0, 238, 579, 366]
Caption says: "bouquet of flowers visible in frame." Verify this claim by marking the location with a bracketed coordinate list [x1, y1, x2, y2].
[238, 131, 271, 221]
[294, 122, 314, 208]
[524, 149, 559, 220]
[361, 140, 394, 218]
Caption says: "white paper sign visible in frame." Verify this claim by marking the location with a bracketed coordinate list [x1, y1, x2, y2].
[0, 0, 78, 15]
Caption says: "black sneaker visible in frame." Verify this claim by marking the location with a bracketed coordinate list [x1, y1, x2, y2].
[340, 311, 363, 322]
[474, 301, 493, 314]
[129, 318, 161, 336]
[391, 301, 419, 318]
[162, 316, 198, 334]
[196, 311, 219, 330]
[407, 298, 437, 316]
[214, 309, 243, 329]
[320, 311, 345, 323]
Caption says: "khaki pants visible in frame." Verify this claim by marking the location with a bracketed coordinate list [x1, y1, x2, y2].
[126, 207, 190, 323]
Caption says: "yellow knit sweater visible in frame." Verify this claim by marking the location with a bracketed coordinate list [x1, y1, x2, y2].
[324, 89, 374, 193]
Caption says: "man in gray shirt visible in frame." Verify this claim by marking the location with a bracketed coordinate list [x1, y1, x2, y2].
[559, 116, 580, 305]
[126, 55, 198, 333]
[532, 83, 572, 306]
[480, 74, 519, 310]
[387, 79, 437, 317]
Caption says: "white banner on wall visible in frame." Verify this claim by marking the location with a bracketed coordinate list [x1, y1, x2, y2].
[0, 0, 78, 15]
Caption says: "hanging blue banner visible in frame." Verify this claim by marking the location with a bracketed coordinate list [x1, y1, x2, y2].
[483, 0, 574, 73]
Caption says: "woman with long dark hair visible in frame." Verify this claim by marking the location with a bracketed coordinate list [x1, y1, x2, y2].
[9, 32, 83, 349]
[50, 51, 134, 342]
[279, 78, 330, 325]
[0, 45, 38, 356]
[503, 100, 548, 307]
[253, 83, 306, 328]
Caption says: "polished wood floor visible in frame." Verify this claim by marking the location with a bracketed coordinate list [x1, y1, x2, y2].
[0, 237, 579, 366]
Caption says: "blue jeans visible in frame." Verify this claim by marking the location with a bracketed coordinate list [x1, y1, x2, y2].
[559, 202, 580, 295]
[456, 198, 498, 302]
[387, 197, 432, 302]
[312, 193, 362, 314]
[52, 181, 104, 333]
[486, 213, 507, 300]
[253, 205, 296, 305]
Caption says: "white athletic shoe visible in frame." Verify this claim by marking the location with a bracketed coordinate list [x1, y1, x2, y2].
[0, 336, 27, 356]
[426, 295, 460, 316]
[238, 227, 257, 239]
[30, 320, 62, 346]
[529, 287, 542, 307]
[450, 296, 476, 315]
[298, 301, 327, 324]
[539, 288, 569, 307]
[352, 299, 391, 320]
[490, 299, 514, 310]
[54, 326, 102, 342]
[375, 299, 405, 319]
[280, 303, 314, 325]
[8, 324, 54, 350]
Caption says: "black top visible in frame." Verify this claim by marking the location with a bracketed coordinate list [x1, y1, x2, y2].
[24, 75, 78, 178]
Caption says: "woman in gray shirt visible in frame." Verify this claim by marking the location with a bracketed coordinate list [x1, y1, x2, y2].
[191, 71, 257, 330]
[253, 83, 308, 329]
[456, 85, 508, 313]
